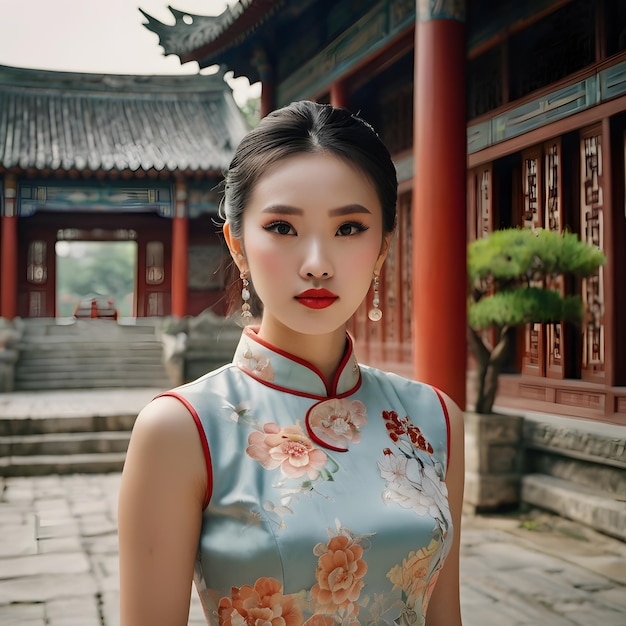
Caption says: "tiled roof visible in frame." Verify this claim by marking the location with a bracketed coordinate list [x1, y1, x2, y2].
[0, 64, 249, 175]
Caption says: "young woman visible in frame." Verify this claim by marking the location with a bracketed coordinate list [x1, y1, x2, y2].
[118, 101, 464, 626]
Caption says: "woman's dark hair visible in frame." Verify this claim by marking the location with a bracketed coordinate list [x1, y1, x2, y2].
[221, 100, 398, 317]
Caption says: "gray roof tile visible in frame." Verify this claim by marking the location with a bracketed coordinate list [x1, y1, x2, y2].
[0, 65, 249, 174]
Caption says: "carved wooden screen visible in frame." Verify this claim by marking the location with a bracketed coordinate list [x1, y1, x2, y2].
[467, 165, 492, 241]
[544, 139, 566, 379]
[580, 127, 605, 381]
[521, 147, 545, 376]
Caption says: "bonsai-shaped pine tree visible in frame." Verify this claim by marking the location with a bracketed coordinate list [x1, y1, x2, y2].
[468, 227, 606, 414]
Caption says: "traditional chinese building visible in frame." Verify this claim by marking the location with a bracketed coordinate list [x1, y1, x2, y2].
[0, 64, 248, 321]
[142, 0, 626, 428]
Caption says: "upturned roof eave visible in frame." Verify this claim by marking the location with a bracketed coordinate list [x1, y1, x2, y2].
[141, 0, 282, 75]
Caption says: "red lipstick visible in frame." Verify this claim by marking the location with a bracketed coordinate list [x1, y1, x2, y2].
[295, 288, 338, 310]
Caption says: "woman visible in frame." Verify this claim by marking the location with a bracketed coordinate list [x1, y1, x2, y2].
[118, 101, 464, 626]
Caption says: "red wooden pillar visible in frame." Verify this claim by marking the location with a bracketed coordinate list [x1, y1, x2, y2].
[1, 175, 18, 320]
[330, 81, 349, 109]
[171, 181, 189, 318]
[254, 47, 275, 117]
[412, 2, 467, 409]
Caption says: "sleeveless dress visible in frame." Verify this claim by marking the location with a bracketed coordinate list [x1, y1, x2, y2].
[161, 326, 453, 626]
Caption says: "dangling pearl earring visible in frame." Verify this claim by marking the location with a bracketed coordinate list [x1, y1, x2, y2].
[368, 274, 382, 322]
[241, 271, 252, 320]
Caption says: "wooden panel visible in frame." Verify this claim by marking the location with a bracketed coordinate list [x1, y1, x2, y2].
[519, 384, 548, 401]
[521, 146, 546, 376]
[580, 126, 605, 382]
[555, 389, 605, 411]
[544, 138, 567, 379]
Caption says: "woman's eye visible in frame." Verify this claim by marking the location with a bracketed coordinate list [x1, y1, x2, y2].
[265, 221, 296, 235]
[337, 222, 368, 236]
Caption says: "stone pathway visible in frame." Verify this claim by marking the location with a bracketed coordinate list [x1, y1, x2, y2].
[0, 473, 624, 625]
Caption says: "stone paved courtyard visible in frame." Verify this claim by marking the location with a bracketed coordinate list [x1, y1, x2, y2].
[0, 472, 625, 625]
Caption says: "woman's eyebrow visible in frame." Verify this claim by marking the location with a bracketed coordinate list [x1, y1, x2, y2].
[261, 205, 303, 215]
[328, 204, 372, 217]
[260, 204, 372, 217]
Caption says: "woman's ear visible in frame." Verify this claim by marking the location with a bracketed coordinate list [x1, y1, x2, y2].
[223, 222, 247, 272]
[374, 232, 393, 274]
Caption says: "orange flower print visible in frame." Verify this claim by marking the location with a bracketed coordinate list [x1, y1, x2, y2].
[311, 530, 368, 617]
[306, 399, 367, 451]
[218, 577, 302, 626]
[247, 422, 328, 479]
[386, 539, 440, 610]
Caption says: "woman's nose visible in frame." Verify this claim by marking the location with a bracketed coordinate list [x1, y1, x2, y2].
[300, 238, 334, 279]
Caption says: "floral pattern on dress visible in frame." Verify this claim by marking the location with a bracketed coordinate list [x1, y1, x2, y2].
[242, 419, 340, 528]
[377, 409, 452, 623]
[238, 344, 275, 382]
[311, 524, 369, 619]
[217, 577, 303, 626]
[379, 410, 451, 535]
[386, 538, 441, 619]
[306, 398, 368, 451]
[247, 422, 329, 480]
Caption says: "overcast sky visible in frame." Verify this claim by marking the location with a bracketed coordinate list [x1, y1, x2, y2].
[0, 0, 259, 103]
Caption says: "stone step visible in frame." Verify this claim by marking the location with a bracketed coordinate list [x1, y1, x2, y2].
[16, 363, 166, 375]
[0, 451, 127, 477]
[527, 449, 626, 499]
[523, 414, 626, 469]
[14, 377, 170, 391]
[522, 473, 626, 542]
[18, 342, 163, 352]
[0, 413, 138, 436]
[0, 431, 130, 456]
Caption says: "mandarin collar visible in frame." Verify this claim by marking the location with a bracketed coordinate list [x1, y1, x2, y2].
[233, 326, 361, 399]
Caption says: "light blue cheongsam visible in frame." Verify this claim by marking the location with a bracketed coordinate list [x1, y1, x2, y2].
[161, 326, 452, 626]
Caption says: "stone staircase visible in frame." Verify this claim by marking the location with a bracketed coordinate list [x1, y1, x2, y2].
[521, 413, 626, 542]
[14, 318, 171, 390]
[0, 388, 159, 477]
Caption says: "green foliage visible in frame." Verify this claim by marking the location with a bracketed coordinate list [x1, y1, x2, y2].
[468, 227, 606, 285]
[468, 288, 583, 329]
[468, 228, 605, 331]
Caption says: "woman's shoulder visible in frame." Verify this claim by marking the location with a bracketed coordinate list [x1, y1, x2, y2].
[359, 364, 464, 431]
[360, 363, 437, 396]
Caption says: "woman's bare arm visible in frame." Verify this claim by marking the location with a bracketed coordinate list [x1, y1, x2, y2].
[118, 395, 207, 626]
[426, 392, 465, 626]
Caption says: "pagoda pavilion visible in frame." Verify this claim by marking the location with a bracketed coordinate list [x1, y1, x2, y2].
[0, 64, 248, 320]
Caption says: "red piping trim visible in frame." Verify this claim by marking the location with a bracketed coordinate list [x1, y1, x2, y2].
[239, 327, 362, 399]
[242, 327, 356, 396]
[431, 387, 451, 473]
[304, 401, 349, 453]
[156, 391, 213, 510]
[237, 365, 362, 400]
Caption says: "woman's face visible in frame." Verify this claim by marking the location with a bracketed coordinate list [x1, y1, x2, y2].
[226, 152, 390, 341]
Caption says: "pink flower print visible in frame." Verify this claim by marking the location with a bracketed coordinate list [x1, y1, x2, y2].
[306, 399, 367, 451]
[239, 348, 275, 382]
[247, 422, 328, 479]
